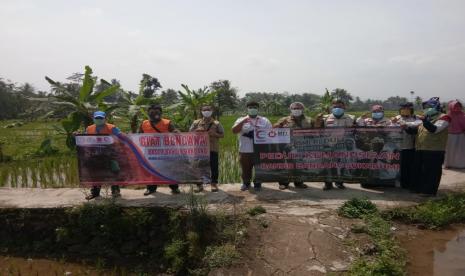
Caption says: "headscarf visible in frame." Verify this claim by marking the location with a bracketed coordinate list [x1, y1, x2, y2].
[447, 100, 465, 134]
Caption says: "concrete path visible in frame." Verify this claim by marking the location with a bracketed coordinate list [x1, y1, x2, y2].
[1, 168, 464, 212]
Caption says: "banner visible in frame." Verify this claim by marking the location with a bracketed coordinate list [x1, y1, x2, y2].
[76, 133, 210, 186]
[254, 127, 402, 184]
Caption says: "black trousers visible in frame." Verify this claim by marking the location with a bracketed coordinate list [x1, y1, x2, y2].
[411, 150, 445, 195]
[90, 185, 119, 196]
[146, 184, 179, 192]
[400, 149, 415, 189]
[210, 151, 219, 184]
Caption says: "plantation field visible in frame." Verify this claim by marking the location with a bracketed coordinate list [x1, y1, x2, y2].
[0, 111, 398, 187]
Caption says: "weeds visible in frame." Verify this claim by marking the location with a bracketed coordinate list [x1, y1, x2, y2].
[338, 198, 378, 219]
[384, 193, 465, 229]
[246, 205, 266, 216]
[339, 199, 406, 276]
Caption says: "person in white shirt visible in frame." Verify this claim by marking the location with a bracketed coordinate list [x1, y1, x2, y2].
[232, 101, 272, 191]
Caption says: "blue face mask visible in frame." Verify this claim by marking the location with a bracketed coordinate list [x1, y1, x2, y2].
[425, 108, 438, 117]
[372, 112, 384, 120]
[94, 118, 105, 126]
[332, 107, 345, 117]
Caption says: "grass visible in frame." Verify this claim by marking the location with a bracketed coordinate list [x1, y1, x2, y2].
[338, 198, 378, 219]
[339, 198, 406, 276]
[246, 205, 267, 217]
[384, 193, 465, 229]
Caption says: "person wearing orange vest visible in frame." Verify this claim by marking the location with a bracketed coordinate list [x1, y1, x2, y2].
[85, 111, 122, 200]
[139, 104, 181, 195]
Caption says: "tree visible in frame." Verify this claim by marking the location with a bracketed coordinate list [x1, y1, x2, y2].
[210, 80, 239, 116]
[140, 74, 162, 98]
[330, 88, 353, 105]
[160, 88, 179, 106]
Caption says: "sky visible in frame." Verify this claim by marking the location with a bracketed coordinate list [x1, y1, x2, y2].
[1, 0, 464, 101]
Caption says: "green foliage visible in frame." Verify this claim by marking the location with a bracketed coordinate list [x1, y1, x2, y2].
[35, 137, 59, 157]
[338, 198, 378, 219]
[246, 205, 267, 216]
[203, 244, 241, 269]
[344, 204, 406, 276]
[349, 215, 406, 276]
[45, 65, 120, 149]
[384, 193, 465, 229]
[316, 88, 334, 114]
[167, 84, 218, 131]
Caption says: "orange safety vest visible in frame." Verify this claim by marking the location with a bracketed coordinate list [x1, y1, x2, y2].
[86, 123, 115, 134]
[140, 119, 171, 133]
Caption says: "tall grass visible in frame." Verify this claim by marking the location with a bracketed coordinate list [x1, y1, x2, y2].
[0, 155, 79, 188]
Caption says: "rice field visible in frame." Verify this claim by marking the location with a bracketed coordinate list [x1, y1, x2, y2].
[0, 112, 397, 188]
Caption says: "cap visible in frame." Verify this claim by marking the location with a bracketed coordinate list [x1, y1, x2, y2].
[93, 111, 106, 119]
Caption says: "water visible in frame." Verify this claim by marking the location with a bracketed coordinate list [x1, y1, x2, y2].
[400, 225, 465, 276]
[0, 256, 137, 275]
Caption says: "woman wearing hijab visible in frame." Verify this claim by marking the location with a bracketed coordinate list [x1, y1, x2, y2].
[445, 100, 465, 169]
[407, 97, 451, 196]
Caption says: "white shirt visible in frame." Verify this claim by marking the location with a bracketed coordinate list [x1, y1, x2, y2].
[233, 115, 272, 153]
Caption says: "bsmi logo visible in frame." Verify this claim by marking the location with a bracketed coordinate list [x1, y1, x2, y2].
[256, 129, 289, 139]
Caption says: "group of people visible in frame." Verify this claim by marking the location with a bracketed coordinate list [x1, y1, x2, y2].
[82, 96, 465, 200]
[82, 104, 225, 200]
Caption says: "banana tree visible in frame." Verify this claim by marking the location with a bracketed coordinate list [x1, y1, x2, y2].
[169, 84, 218, 131]
[45, 65, 120, 149]
[119, 91, 160, 133]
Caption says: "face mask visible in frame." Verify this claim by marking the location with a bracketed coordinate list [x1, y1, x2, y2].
[332, 107, 345, 117]
[94, 118, 105, 126]
[202, 111, 212, 118]
[291, 109, 303, 117]
[247, 108, 258, 116]
[372, 112, 384, 120]
[425, 108, 438, 116]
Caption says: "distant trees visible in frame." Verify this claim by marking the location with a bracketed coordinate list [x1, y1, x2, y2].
[330, 88, 353, 105]
[210, 80, 239, 115]
[140, 74, 162, 98]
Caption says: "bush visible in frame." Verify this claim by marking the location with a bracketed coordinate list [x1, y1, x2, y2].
[338, 198, 378, 219]
[246, 205, 266, 216]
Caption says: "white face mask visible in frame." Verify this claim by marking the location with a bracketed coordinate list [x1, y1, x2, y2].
[291, 109, 303, 117]
[202, 110, 212, 118]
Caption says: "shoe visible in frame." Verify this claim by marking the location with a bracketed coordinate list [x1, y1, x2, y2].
[85, 194, 100, 200]
[253, 183, 262, 191]
[171, 188, 181, 194]
[279, 184, 288, 190]
[240, 183, 250, 191]
[335, 183, 346, 189]
[112, 191, 121, 198]
[194, 184, 204, 193]
[294, 182, 308, 189]
[144, 189, 156, 196]
[323, 183, 333, 191]
[211, 183, 219, 192]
